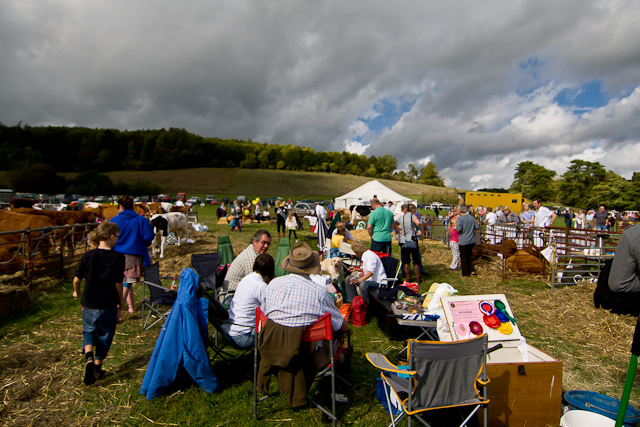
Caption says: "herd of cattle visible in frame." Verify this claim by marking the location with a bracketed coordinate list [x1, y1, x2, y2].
[0, 201, 191, 277]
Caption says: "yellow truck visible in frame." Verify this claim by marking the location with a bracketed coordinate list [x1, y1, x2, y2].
[458, 191, 530, 214]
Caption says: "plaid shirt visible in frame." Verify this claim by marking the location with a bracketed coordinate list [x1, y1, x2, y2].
[261, 273, 344, 331]
[223, 244, 259, 292]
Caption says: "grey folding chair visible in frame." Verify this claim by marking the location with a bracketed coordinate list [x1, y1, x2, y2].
[367, 334, 490, 427]
[141, 262, 177, 330]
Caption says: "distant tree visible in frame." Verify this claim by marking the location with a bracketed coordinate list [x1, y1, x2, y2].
[557, 160, 607, 207]
[68, 170, 115, 195]
[393, 170, 409, 182]
[477, 188, 508, 193]
[588, 171, 629, 211]
[9, 164, 67, 193]
[418, 161, 445, 187]
[240, 152, 258, 169]
[509, 161, 557, 201]
[624, 172, 640, 211]
[407, 164, 419, 182]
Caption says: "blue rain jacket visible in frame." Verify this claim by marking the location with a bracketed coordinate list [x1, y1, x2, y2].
[140, 268, 220, 399]
[110, 209, 155, 267]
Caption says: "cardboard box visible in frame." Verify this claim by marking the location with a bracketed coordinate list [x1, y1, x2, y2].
[442, 294, 562, 427]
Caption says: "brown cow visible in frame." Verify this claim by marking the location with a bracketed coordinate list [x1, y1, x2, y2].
[83, 203, 150, 220]
[0, 234, 52, 276]
[12, 208, 99, 256]
[12, 208, 98, 225]
[472, 239, 518, 260]
[0, 210, 58, 255]
[506, 249, 546, 274]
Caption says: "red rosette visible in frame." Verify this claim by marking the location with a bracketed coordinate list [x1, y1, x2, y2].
[483, 313, 501, 329]
[469, 321, 484, 336]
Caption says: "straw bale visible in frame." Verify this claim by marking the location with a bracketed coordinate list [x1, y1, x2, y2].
[0, 285, 33, 318]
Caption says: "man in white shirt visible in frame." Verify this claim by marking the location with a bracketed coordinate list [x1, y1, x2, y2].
[315, 201, 327, 222]
[314, 201, 329, 251]
[344, 239, 387, 305]
[532, 199, 557, 228]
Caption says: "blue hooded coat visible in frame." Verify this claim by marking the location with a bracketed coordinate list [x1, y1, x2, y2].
[140, 268, 220, 399]
[110, 209, 155, 267]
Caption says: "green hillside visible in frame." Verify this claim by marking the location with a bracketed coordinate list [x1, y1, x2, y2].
[97, 168, 459, 204]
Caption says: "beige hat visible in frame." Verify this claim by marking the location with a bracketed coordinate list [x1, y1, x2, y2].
[350, 239, 367, 255]
[280, 242, 321, 275]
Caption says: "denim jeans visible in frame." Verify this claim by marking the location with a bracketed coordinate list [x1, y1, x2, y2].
[82, 307, 118, 360]
[596, 225, 607, 232]
[371, 240, 391, 256]
[230, 330, 255, 348]
[345, 274, 379, 305]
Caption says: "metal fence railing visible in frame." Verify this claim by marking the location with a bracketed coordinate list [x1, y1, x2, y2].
[0, 222, 98, 285]
[419, 218, 621, 287]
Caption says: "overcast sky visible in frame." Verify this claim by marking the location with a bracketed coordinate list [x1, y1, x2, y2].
[2, 1, 640, 190]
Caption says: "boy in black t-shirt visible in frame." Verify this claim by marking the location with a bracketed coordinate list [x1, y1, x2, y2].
[73, 222, 126, 385]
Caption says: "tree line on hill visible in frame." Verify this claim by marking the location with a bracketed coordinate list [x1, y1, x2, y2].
[0, 124, 445, 188]
[509, 160, 640, 211]
[4, 124, 637, 210]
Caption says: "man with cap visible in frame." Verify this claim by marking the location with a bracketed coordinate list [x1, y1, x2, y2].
[257, 242, 349, 407]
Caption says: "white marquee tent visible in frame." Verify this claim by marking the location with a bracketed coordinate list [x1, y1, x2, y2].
[334, 180, 417, 211]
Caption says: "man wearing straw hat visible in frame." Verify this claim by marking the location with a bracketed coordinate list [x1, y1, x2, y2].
[258, 242, 349, 406]
[261, 242, 347, 334]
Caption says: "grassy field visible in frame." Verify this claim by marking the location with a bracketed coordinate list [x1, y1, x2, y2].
[1, 203, 638, 426]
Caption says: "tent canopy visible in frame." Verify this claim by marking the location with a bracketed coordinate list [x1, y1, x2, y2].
[334, 180, 417, 210]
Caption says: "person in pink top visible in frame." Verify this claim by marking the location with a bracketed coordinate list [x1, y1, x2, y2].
[449, 215, 460, 270]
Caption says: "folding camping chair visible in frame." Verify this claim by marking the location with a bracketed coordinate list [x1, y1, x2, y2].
[217, 235, 235, 267]
[191, 252, 232, 304]
[367, 335, 490, 427]
[379, 255, 401, 289]
[274, 237, 291, 277]
[338, 240, 360, 268]
[196, 283, 254, 361]
[191, 253, 221, 292]
[253, 308, 352, 426]
[141, 262, 177, 330]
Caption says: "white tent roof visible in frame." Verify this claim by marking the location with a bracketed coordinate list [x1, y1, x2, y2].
[334, 180, 416, 210]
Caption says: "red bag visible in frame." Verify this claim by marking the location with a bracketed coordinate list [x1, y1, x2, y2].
[351, 296, 369, 327]
[401, 281, 419, 294]
[339, 303, 352, 323]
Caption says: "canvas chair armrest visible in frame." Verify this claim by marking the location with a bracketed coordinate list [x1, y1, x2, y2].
[142, 280, 177, 293]
[366, 352, 416, 376]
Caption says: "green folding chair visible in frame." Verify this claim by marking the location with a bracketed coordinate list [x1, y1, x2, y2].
[274, 237, 291, 277]
[218, 235, 235, 267]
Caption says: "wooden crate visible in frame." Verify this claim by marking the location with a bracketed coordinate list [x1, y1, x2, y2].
[486, 344, 562, 426]
[441, 294, 563, 427]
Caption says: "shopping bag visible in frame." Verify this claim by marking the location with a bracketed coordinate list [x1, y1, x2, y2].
[352, 296, 369, 326]
[339, 303, 352, 322]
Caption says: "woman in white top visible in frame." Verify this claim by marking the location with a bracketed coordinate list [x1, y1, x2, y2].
[483, 207, 498, 244]
[223, 254, 275, 348]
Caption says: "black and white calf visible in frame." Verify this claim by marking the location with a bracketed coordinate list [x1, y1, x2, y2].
[149, 212, 189, 259]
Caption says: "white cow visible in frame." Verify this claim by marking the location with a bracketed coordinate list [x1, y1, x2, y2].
[149, 212, 189, 259]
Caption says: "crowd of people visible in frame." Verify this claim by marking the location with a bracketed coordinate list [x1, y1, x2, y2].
[72, 192, 634, 393]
